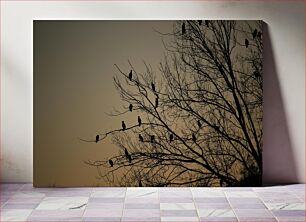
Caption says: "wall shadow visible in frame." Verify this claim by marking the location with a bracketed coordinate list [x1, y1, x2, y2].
[262, 22, 298, 185]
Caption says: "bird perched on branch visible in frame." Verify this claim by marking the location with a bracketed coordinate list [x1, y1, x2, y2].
[139, 134, 144, 142]
[197, 120, 202, 128]
[169, 134, 174, 143]
[151, 135, 155, 143]
[151, 83, 156, 93]
[155, 97, 159, 108]
[129, 104, 133, 112]
[128, 70, 132, 81]
[109, 159, 113, 167]
[254, 70, 260, 78]
[245, 39, 249, 48]
[138, 116, 142, 127]
[182, 22, 186, 35]
[252, 29, 258, 39]
[95, 135, 99, 143]
[122, 121, 126, 131]
[257, 31, 262, 39]
[124, 148, 130, 160]
[192, 133, 196, 143]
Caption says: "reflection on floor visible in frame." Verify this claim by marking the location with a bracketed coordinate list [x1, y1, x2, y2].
[0, 184, 304, 222]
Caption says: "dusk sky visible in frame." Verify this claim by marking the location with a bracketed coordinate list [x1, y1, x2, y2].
[34, 21, 173, 186]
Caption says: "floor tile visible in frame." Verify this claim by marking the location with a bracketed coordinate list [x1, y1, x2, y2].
[234, 209, 274, 218]
[0, 209, 32, 221]
[91, 189, 126, 198]
[29, 209, 84, 218]
[161, 209, 198, 217]
[159, 190, 192, 198]
[125, 203, 159, 209]
[86, 202, 123, 209]
[160, 203, 196, 210]
[198, 209, 235, 217]
[271, 209, 305, 217]
[162, 216, 199, 222]
[83, 208, 123, 217]
[89, 197, 125, 203]
[160, 197, 194, 203]
[265, 202, 304, 210]
[122, 209, 160, 217]
[36, 196, 88, 210]
[192, 188, 225, 197]
[126, 188, 158, 198]
[228, 198, 262, 204]
[199, 217, 238, 222]
[194, 197, 228, 203]
[237, 218, 277, 222]
[225, 191, 258, 198]
[2, 203, 39, 209]
[196, 202, 231, 209]
[83, 217, 121, 222]
[125, 197, 159, 203]
[122, 217, 161, 221]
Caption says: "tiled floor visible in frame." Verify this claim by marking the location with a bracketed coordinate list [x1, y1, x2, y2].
[0, 184, 304, 222]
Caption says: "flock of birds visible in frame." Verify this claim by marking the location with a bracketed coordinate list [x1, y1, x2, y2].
[95, 68, 222, 170]
[181, 20, 262, 49]
[94, 21, 262, 186]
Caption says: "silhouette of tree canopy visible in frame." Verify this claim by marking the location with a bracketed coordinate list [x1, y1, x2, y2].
[84, 20, 263, 187]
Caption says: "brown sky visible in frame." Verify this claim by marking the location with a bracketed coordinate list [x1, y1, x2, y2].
[34, 21, 173, 187]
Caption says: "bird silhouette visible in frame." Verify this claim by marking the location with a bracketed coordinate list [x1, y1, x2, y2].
[155, 97, 159, 108]
[128, 154, 132, 163]
[151, 83, 156, 92]
[182, 22, 186, 35]
[252, 29, 258, 39]
[128, 70, 132, 81]
[122, 121, 126, 131]
[139, 134, 144, 142]
[245, 39, 249, 48]
[197, 120, 202, 128]
[257, 31, 262, 39]
[198, 20, 202, 25]
[109, 159, 114, 167]
[138, 116, 142, 127]
[95, 135, 99, 143]
[192, 133, 196, 143]
[169, 134, 174, 143]
[151, 135, 155, 143]
[124, 148, 129, 159]
[205, 20, 209, 27]
[129, 104, 133, 112]
[254, 70, 260, 78]
[139, 180, 143, 187]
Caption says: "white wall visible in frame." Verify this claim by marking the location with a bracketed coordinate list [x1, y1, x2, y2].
[1, 1, 305, 184]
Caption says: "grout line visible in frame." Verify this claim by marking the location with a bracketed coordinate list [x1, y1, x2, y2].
[120, 187, 127, 222]
[224, 188, 240, 222]
[158, 187, 161, 222]
[80, 187, 93, 222]
[190, 187, 201, 222]
[253, 187, 280, 222]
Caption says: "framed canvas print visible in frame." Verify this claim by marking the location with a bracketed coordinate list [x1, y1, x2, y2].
[34, 20, 263, 187]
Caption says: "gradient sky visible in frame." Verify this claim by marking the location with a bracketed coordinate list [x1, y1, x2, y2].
[34, 21, 173, 186]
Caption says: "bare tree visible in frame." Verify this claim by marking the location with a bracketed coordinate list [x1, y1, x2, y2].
[83, 20, 263, 187]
